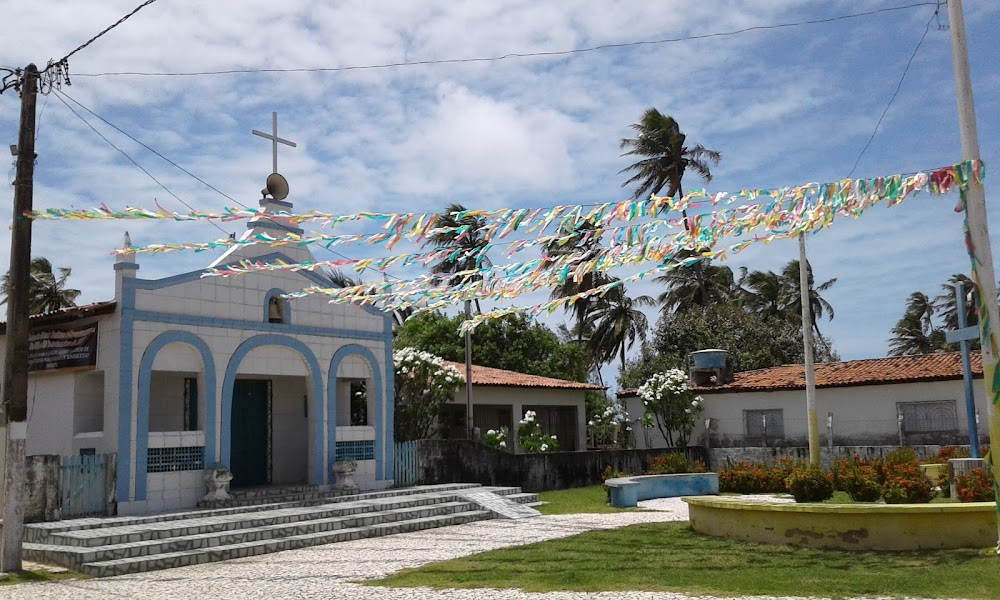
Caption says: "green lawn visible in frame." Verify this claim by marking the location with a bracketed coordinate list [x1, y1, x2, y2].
[534, 485, 637, 515]
[373, 521, 1000, 599]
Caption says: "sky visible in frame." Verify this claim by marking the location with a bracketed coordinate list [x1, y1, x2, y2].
[1, 0, 999, 389]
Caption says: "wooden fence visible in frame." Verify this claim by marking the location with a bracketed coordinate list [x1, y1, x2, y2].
[59, 454, 114, 518]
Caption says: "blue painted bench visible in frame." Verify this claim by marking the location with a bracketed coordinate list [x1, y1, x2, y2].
[606, 473, 719, 508]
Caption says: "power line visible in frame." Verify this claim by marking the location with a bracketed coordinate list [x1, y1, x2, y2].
[52, 89, 232, 237]
[58, 0, 159, 65]
[58, 90, 249, 209]
[846, 10, 936, 178]
[73, 3, 939, 78]
[53, 91, 404, 280]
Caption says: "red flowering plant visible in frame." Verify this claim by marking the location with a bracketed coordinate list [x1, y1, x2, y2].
[953, 467, 994, 502]
[718, 459, 802, 494]
[882, 460, 934, 504]
[646, 452, 706, 475]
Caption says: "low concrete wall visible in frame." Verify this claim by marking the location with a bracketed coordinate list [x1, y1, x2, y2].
[413, 440, 706, 492]
[708, 445, 965, 471]
[685, 496, 997, 551]
[606, 473, 719, 508]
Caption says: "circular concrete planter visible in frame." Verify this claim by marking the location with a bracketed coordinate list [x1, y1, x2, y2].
[684, 496, 997, 551]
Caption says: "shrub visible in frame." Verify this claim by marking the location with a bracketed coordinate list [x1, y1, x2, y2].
[842, 465, 883, 502]
[601, 465, 631, 501]
[481, 427, 509, 451]
[928, 446, 971, 464]
[886, 447, 919, 466]
[718, 460, 796, 494]
[517, 410, 559, 453]
[646, 452, 692, 475]
[953, 467, 994, 502]
[785, 467, 834, 503]
[882, 460, 934, 504]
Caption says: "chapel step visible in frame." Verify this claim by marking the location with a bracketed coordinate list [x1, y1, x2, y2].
[23, 484, 536, 576]
[42, 493, 465, 548]
[25, 500, 479, 571]
[197, 481, 482, 509]
[24, 483, 480, 542]
[79, 510, 491, 577]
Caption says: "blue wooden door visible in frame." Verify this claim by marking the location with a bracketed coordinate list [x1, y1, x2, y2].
[231, 379, 271, 487]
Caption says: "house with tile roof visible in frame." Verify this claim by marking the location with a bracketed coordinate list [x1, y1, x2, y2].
[618, 353, 988, 448]
[441, 361, 603, 451]
[0, 193, 396, 516]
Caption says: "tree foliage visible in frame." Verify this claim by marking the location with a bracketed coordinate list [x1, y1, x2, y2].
[888, 274, 982, 356]
[619, 304, 838, 389]
[394, 311, 589, 383]
[1, 257, 81, 315]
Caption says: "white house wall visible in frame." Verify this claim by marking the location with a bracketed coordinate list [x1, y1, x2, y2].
[271, 375, 309, 486]
[624, 378, 991, 449]
[26, 371, 75, 456]
[452, 386, 587, 449]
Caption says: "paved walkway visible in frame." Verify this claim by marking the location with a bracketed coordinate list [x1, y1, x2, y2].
[2, 498, 802, 600]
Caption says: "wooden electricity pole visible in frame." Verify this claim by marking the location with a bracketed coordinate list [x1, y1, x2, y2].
[1, 63, 38, 572]
[798, 235, 820, 468]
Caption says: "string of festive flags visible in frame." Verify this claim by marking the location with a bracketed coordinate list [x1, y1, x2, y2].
[26, 160, 986, 329]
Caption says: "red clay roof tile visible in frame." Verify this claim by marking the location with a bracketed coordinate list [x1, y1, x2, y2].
[442, 361, 603, 391]
[618, 352, 981, 396]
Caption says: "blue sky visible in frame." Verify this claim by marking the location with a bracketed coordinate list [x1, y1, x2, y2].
[1, 1, 999, 388]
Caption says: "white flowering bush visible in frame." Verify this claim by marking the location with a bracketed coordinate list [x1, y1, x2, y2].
[393, 347, 464, 441]
[482, 426, 510, 451]
[516, 410, 559, 453]
[588, 404, 631, 449]
[637, 369, 703, 447]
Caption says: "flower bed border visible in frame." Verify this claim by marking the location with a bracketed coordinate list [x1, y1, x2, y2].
[684, 496, 997, 550]
[606, 473, 719, 508]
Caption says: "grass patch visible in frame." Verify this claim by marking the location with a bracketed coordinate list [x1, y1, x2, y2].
[534, 485, 637, 515]
[0, 569, 83, 586]
[373, 521, 1000, 599]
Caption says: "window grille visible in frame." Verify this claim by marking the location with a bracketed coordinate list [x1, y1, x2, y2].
[897, 400, 958, 433]
[744, 409, 784, 443]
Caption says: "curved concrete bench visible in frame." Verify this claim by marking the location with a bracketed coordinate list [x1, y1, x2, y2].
[606, 473, 719, 508]
[684, 496, 997, 551]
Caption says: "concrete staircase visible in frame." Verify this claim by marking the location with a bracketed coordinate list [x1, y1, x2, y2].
[24, 483, 539, 577]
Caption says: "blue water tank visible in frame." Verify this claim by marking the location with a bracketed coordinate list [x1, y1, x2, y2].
[691, 349, 728, 370]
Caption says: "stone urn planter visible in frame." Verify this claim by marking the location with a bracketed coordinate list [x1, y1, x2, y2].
[331, 460, 359, 492]
[203, 466, 233, 502]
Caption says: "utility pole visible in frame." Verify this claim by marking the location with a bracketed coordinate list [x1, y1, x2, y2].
[1, 63, 38, 572]
[798, 235, 820, 467]
[947, 0, 1000, 543]
[464, 300, 474, 439]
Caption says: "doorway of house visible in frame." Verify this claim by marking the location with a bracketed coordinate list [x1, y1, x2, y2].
[231, 379, 272, 487]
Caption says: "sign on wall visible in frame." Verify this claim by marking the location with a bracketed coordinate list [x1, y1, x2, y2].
[28, 323, 99, 372]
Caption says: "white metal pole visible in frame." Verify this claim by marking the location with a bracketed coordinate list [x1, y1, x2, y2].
[947, 0, 1000, 543]
[798, 235, 820, 467]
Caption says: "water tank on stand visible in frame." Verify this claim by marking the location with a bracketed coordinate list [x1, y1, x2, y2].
[689, 349, 732, 387]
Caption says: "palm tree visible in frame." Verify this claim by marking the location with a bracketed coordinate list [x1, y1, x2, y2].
[778, 259, 837, 339]
[620, 108, 720, 304]
[934, 274, 977, 331]
[422, 203, 491, 314]
[588, 283, 655, 372]
[740, 259, 836, 338]
[888, 300, 947, 356]
[544, 218, 611, 342]
[655, 250, 740, 313]
[1, 257, 80, 315]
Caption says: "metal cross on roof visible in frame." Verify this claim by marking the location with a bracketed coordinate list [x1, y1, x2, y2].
[252, 112, 297, 174]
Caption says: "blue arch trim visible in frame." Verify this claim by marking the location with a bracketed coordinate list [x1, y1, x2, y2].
[135, 331, 217, 501]
[328, 345, 384, 481]
[117, 278, 137, 503]
[220, 335, 324, 484]
[263, 288, 292, 324]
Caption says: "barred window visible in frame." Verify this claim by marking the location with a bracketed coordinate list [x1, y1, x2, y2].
[898, 400, 957, 434]
[744, 409, 784, 442]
